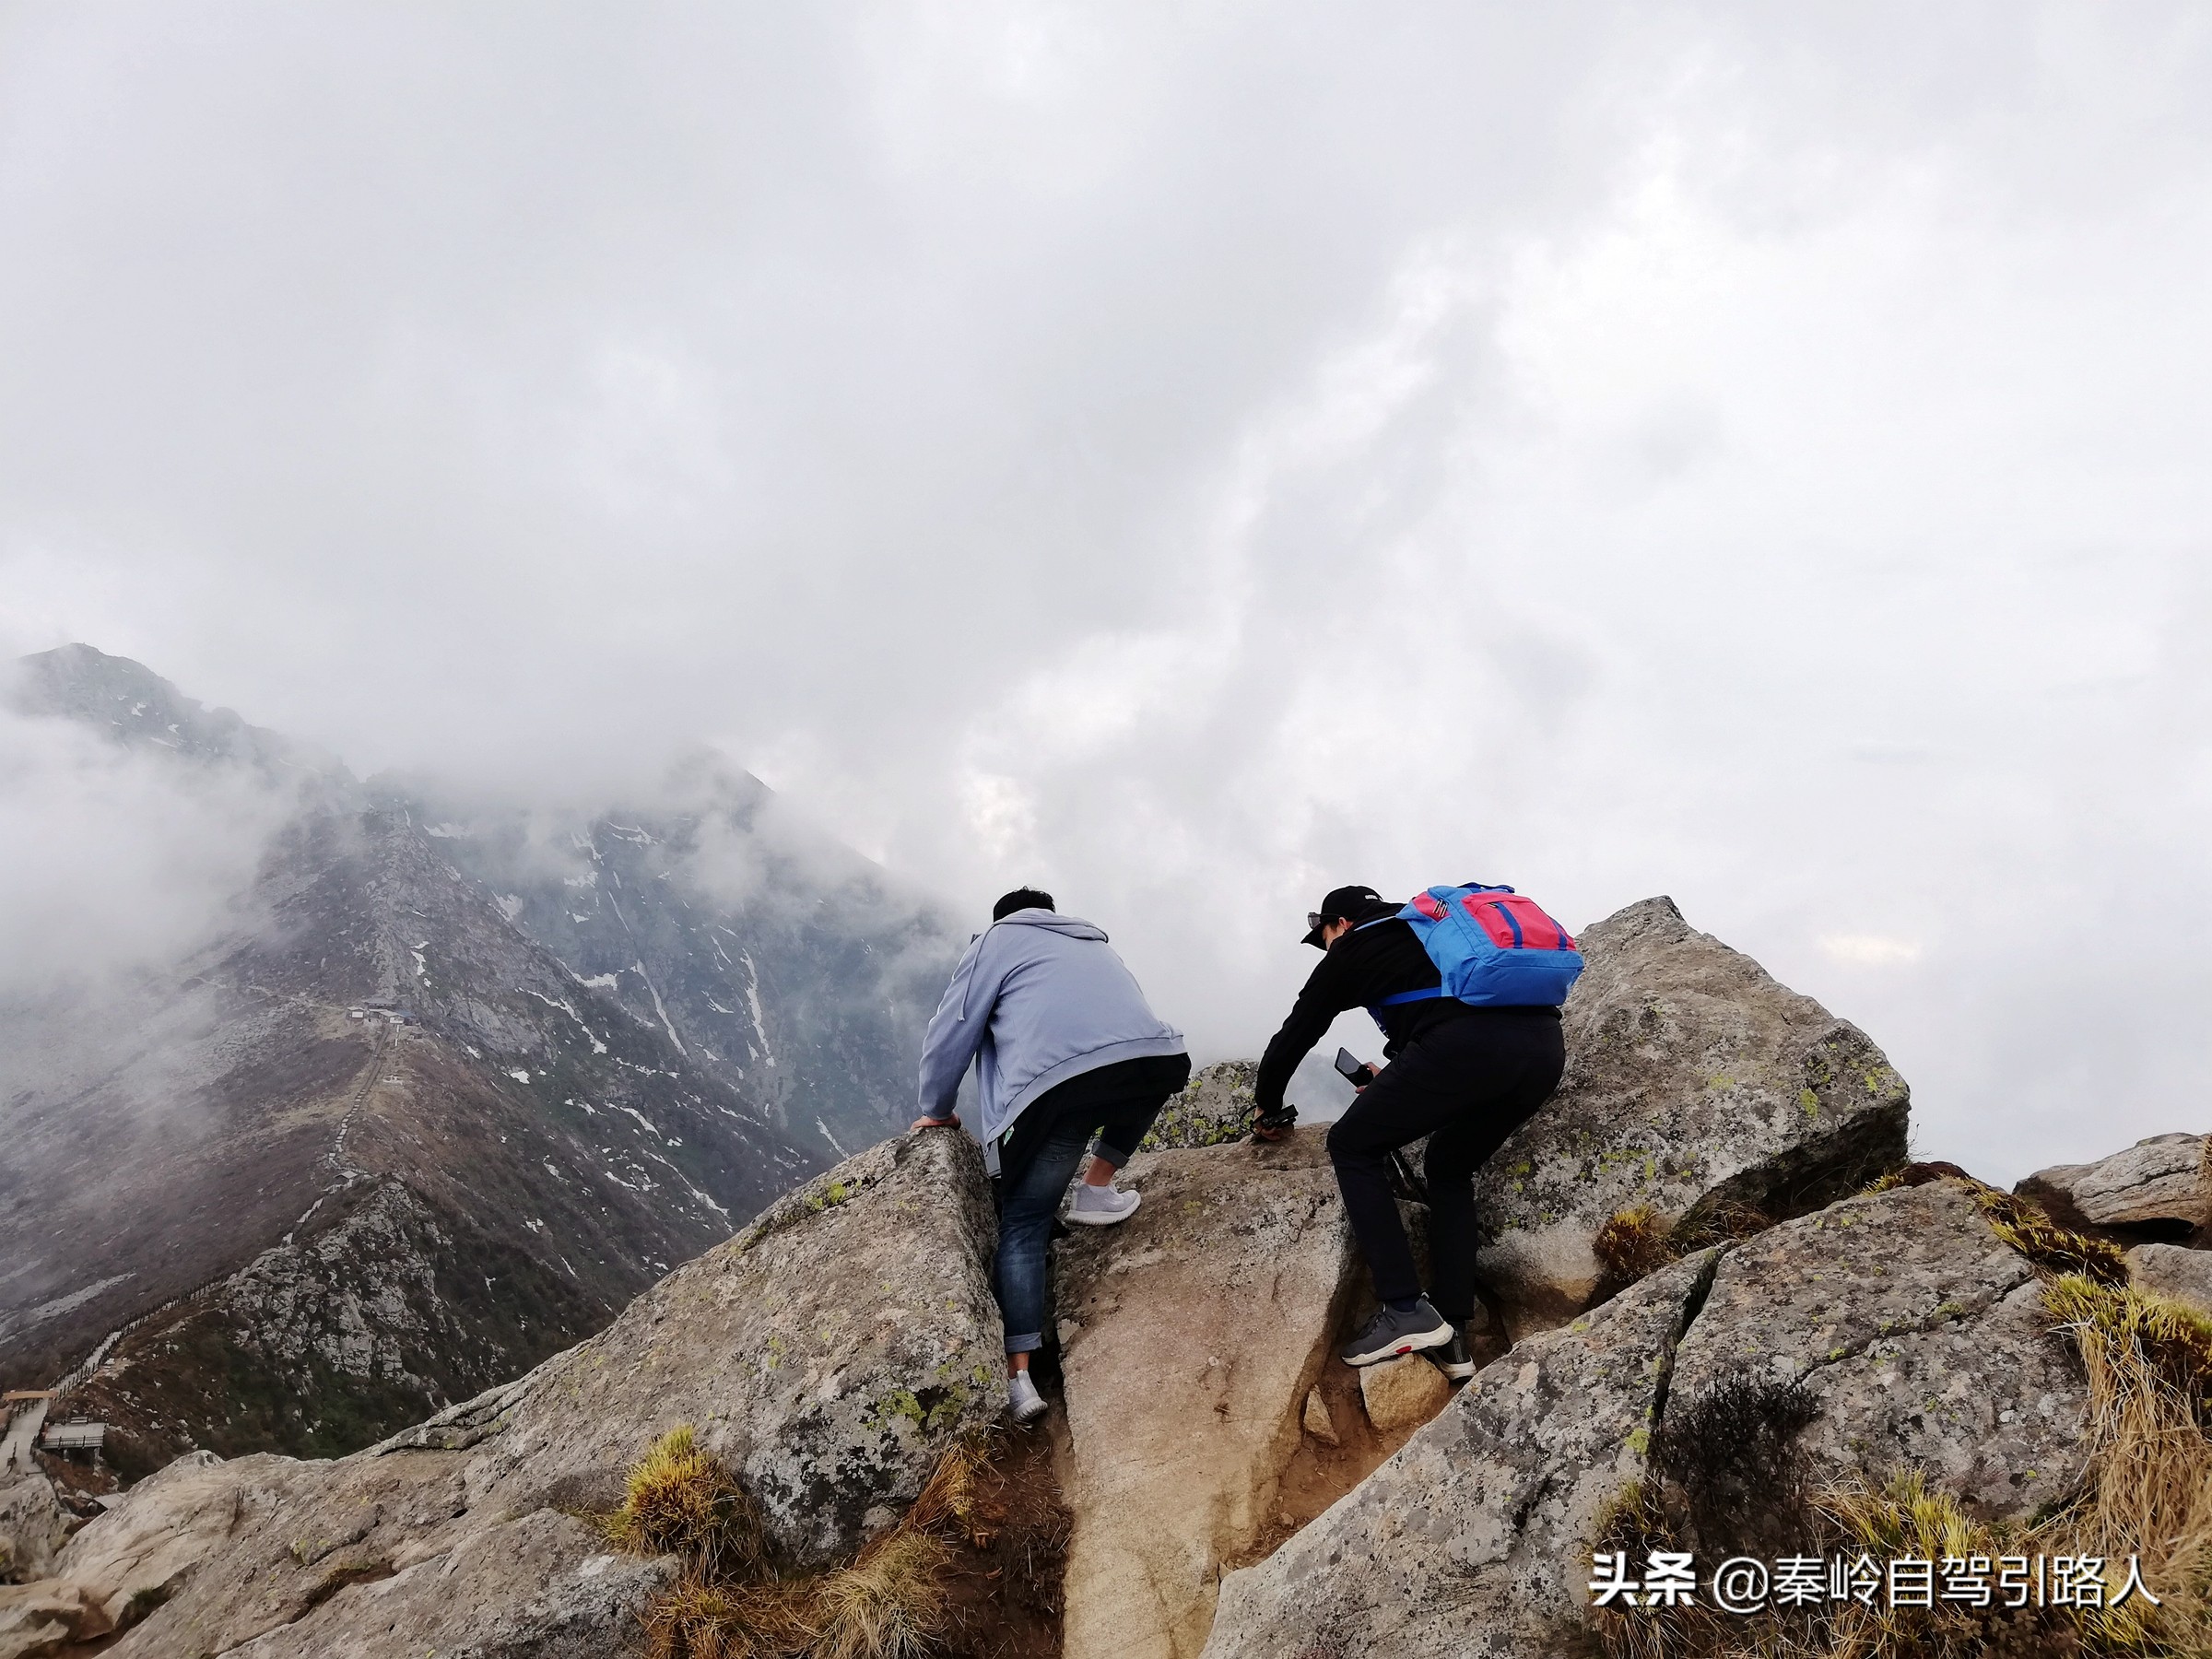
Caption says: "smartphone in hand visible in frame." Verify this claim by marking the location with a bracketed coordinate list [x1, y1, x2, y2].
[1333, 1047, 1376, 1085]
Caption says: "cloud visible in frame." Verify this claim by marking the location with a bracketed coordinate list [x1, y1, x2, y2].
[5, 6, 2212, 1181]
[0, 696, 292, 998]
[1819, 935, 1924, 968]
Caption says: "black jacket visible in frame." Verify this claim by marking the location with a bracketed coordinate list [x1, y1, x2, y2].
[1253, 902, 1562, 1118]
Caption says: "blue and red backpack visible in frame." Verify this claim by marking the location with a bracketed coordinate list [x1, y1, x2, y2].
[1366, 882, 1583, 1017]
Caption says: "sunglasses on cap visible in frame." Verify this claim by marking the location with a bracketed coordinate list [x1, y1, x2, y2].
[1306, 912, 1328, 933]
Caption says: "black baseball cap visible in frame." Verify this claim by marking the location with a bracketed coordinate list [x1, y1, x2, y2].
[1302, 885, 1388, 947]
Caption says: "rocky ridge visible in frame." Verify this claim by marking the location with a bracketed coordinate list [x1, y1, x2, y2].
[6, 895, 2207, 1659]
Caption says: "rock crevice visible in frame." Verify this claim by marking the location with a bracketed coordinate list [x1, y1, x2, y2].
[1051, 1125, 1353, 1659]
[1641, 1242, 1727, 1452]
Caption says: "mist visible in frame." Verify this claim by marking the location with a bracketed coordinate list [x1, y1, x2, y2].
[0, 692, 293, 998]
[5, 5, 2211, 1182]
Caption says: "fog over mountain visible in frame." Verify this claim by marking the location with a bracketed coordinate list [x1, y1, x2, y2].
[0, 644, 958, 1462]
[6, 6, 2212, 1185]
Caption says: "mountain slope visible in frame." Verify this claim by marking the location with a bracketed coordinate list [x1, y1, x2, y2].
[397, 759, 949, 1161]
[0, 645, 954, 1471]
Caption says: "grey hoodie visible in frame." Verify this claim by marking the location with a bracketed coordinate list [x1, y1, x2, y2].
[915, 909, 1185, 1145]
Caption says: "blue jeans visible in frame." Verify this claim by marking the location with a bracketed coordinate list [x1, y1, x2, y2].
[993, 1055, 1187, 1354]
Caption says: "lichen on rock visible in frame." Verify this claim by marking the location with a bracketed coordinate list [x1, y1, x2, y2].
[1138, 1060, 1258, 1151]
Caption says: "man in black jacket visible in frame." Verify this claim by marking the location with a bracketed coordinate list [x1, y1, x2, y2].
[1253, 885, 1566, 1375]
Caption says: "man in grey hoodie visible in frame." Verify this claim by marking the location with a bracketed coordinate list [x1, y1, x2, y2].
[911, 888, 1189, 1425]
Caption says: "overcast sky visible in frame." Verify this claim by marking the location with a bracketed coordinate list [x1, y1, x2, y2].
[4, 4, 2209, 1183]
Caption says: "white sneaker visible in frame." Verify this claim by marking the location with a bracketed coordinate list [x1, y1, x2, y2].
[1007, 1371, 1049, 1425]
[1065, 1182, 1141, 1226]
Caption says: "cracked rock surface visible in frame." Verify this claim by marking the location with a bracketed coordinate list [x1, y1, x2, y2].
[1668, 1180, 2089, 1523]
[1474, 897, 1910, 1335]
[62, 1131, 1000, 1658]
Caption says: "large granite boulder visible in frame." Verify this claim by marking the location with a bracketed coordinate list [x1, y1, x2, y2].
[2127, 1241, 2212, 1317]
[1473, 896, 1910, 1334]
[0, 1401, 67, 1587]
[0, 1472, 66, 1586]
[1053, 1127, 1352, 1659]
[0, 1590, 101, 1659]
[159, 1500, 661, 1659]
[55, 1130, 1002, 1657]
[41, 1452, 244, 1632]
[448, 1127, 1005, 1564]
[1139, 1060, 1259, 1151]
[2019, 1132, 2206, 1242]
[1666, 1180, 2088, 1524]
[0, 1577, 110, 1657]
[1204, 1180, 2089, 1658]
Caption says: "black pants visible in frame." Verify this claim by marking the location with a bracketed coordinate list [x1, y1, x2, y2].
[1324, 1010, 1565, 1324]
[995, 1052, 1193, 1194]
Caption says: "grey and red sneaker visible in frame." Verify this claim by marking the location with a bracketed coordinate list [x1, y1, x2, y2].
[1338, 1300, 1453, 1367]
[1430, 1328, 1477, 1382]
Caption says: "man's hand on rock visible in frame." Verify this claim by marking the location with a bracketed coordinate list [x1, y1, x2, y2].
[910, 1112, 960, 1133]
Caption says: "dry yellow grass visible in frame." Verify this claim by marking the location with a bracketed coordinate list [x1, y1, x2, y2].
[1594, 1200, 1775, 1300]
[2042, 1274, 2212, 1653]
[643, 1572, 817, 1659]
[812, 1531, 955, 1659]
[1806, 1475, 2037, 1658]
[1969, 1186, 2130, 1288]
[1595, 1206, 2212, 1658]
[605, 1426, 770, 1581]
[900, 1431, 995, 1547]
[606, 1425, 1007, 1659]
[1590, 1479, 1726, 1659]
[1595, 1204, 1683, 1288]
